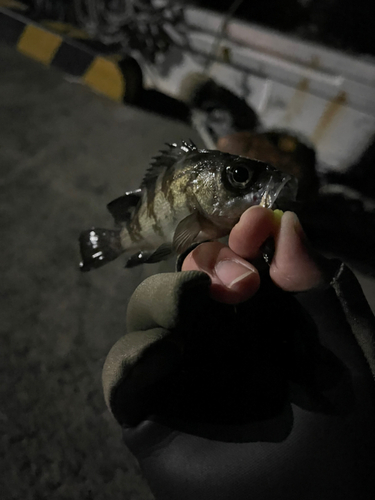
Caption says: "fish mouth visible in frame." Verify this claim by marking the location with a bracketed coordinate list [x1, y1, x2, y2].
[259, 174, 298, 209]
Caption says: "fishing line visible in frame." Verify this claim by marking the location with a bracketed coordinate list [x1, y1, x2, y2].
[203, 0, 245, 75]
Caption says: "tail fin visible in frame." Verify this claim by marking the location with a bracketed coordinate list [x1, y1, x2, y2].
[79, 228, 124, 272]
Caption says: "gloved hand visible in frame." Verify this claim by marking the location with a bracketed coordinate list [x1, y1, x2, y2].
[103, 269, 375, 500]
[103, 208, 375, 500]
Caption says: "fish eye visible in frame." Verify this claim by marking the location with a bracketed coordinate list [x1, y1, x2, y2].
[226, 165, 253, 189]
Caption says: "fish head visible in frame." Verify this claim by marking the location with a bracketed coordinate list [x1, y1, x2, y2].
[194, 151, 298, 228]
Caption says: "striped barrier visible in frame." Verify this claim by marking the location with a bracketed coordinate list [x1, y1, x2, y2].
[0, 5, 142, 103]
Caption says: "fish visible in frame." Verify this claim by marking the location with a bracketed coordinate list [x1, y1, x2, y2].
[79, 140, 298, 271]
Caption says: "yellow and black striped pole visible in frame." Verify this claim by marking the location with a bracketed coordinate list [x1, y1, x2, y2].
[0, 4, 141, 103]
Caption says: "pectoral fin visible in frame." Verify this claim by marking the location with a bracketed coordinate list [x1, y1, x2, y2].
[173, 213, 228, 254]
[173, 213, 202, 255]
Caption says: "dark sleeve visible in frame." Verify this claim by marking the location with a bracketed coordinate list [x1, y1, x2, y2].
[102, 265, 375, 500]
[330, 263, 375, 379]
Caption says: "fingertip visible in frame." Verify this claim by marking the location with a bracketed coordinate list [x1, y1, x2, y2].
[181, 242, 260, 304]
[181, 250, 199, 273]
[270, 211, 324, 291]
[213, 258, 260, 304]
[229, 205, 276, 260]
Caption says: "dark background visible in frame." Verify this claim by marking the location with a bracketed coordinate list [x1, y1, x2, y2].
[1, 2, 375, 499]
[23, 0, 375, 57]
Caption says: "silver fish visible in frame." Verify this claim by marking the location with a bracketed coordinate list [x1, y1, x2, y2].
[79, 141, 297, 271]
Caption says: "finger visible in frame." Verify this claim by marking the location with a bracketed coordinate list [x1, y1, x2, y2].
[229, 206, 329, 292]
[270, 211, 325, 291]
[181, 242, 260, 304]
[229, 205, 277, 260]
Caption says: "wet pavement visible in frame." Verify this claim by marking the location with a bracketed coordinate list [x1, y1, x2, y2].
[1, 41, 375, 500]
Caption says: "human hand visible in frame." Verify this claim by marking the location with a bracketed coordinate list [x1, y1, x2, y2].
[182, 206, 331, 304]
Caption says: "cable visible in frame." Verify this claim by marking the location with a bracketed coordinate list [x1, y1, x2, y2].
[204, 0, 244, 73]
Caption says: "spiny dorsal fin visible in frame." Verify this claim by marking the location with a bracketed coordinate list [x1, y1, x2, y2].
[107, 189, 142, 224]
[141, 140, 198, 188]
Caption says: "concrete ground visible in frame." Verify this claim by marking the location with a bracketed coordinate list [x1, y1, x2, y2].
[0, 42, 202, 499]
[1, 41, 375, 500]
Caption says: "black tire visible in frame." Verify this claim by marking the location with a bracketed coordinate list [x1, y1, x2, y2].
[119, 56, 143, 104]
[191, 80, 259, 133]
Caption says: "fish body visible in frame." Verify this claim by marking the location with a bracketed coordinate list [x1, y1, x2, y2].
[79, 141, 297, 271]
